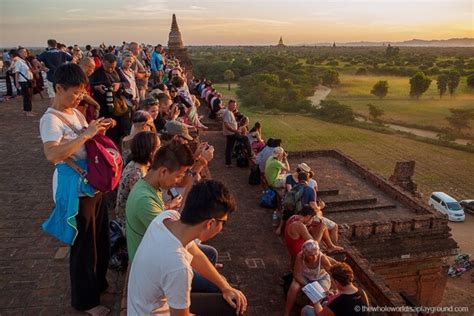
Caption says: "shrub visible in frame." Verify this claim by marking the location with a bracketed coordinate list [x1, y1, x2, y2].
[467, 74, 474, 88]
[321, 69, 340, 87]
[370, 81, 389, 99]
[355, 67, 368, 76]
[409, 72, 432, 99]
[367, 103, 384, 121]
[315, 100, 355, 123]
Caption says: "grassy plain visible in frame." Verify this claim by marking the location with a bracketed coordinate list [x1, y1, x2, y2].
[328, 74, 474, 132]
[214, 83, 474, 201]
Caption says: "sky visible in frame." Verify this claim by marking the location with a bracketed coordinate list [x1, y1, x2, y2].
[0, 0, 472, 47]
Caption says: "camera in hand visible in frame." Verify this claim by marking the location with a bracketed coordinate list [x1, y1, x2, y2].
[106, 86, 114, 113]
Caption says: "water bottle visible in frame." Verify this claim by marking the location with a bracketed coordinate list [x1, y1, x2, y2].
[106, 87, 114, 113]
[272, 210, 279, 227]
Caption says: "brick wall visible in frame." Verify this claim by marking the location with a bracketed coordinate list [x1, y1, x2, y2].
[373, 258, 448, 306]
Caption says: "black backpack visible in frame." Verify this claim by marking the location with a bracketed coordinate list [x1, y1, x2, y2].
[249, 165, 261, 185]
[109, 219, 128, 271]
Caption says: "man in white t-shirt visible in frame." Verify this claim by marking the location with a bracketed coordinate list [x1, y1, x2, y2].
[14, 48, 35, 116]
[128, 180, 247, 316]
[222, 99, 254, 167]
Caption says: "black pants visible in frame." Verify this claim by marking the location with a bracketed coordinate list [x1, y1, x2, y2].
[6, 70, 14, 96]
[225, 134, 253, 165]
[105, 112, 131, 145]
[19, 81, 33, 112]
[70, 193, 110, 311]
[190, 293, 236, 316]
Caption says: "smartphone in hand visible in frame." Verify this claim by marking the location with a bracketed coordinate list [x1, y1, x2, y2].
[168, 188, 179, 199]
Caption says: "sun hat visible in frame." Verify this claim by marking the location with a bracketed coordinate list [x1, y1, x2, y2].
[163, 120, 193, 141]
[297, 163, 311, 173]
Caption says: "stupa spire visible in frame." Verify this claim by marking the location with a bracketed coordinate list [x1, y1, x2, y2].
[277, 35, 286, 47]
[171, 14, 180, 31]
[168, 13, 184, 49]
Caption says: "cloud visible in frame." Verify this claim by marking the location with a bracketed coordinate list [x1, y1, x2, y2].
[65, 8, 83, 13]
[189, 5, 207, 10]
[238, 18, 292, 26]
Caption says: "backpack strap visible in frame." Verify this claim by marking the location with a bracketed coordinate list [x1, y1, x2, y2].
[48, 110, 88, 177]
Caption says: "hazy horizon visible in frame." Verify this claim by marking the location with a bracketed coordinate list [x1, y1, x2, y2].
[1, 0, 472, 47]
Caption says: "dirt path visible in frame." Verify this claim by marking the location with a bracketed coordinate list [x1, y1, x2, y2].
[355, 116, 471, 146]
[308, 85, 331, 106]
[440, 214, 474, 313]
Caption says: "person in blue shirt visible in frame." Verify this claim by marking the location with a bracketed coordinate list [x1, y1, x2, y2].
[151, 44, 164, 85]
[37, 39, 73, 99]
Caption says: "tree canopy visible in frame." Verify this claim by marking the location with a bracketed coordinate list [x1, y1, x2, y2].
[409, 72, 432, 99]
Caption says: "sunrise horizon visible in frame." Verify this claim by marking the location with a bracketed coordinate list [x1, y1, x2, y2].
[1, 0, 472, 47]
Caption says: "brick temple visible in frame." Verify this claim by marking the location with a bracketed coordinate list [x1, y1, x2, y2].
[167, 14, 193, 73]
[288, 150, 458, 309]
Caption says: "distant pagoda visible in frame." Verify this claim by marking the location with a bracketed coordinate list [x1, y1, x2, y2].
[277, 36, 286, 48]
[167, 14, 192, 73]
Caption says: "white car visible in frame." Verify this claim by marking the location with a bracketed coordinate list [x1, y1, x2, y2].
[428, 192, 465, 222]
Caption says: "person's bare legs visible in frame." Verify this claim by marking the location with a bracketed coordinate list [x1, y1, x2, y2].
[330, 225, 339, 243]
[308, 221, 326, 244]
[275, 218, 285, 236]
[284, 280, 302, 316]
[322, 229, 343, 253]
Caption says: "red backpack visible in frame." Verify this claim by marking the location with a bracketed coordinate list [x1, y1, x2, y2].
[49, 109, 123, 192]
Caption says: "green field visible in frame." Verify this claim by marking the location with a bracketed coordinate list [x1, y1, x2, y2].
[213, 83, 474, 201]
[328, 74, 474, 133]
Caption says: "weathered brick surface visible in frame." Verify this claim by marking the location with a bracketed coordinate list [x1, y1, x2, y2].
[287, 150, 457, 308]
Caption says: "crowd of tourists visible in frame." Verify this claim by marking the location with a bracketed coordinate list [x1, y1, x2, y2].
[192, 76, 368, 315]
[12, 39, 246, 316]
[2, 38, 367, 315]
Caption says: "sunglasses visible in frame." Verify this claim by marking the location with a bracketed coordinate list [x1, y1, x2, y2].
[214, 218, 227, 227]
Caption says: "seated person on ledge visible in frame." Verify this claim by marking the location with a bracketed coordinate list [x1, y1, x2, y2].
[307, 201, 343, 254]
[127, 180, 247, 316]
[284, 239, 337, 316]
[301, 262, 367, 316]
[265, 146, 290, 189]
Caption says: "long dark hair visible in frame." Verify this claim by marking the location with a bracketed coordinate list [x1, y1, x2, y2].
[130, 131, 159, 165]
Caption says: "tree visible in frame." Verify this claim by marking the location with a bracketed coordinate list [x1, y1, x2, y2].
[223, 69, 235, 90]
[409, 72, 432, 99]
[321, 69, 340, 87]
[436, 74, 448, 98]
[367, 103, 384, 121]
[447, 70, 460, 96]
[467, 74, 474, 88]
[316, 100, 355, 123]
[355, 67, 368, 76]
[446, 108, 474, 133]
[370, 81, 389, 99]
[385, 44, 400, 58]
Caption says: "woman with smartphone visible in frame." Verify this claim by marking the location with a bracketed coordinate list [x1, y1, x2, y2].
[39, 63, 116, 316]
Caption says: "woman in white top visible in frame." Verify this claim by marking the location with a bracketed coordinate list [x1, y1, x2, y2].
[14, 47, 34, 116]
[284, 240, 336, 316]
[39, 63, 115, 316]
[118, 52, 139, 108]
